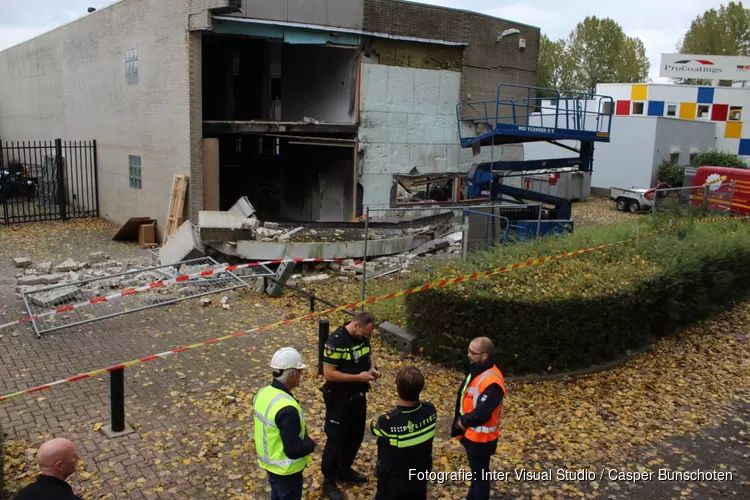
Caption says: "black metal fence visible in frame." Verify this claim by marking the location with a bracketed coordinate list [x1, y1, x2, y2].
[0, 139, 99, 224]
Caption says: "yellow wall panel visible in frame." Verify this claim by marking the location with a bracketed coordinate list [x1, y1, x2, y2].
[725, 121, 743, 139]
[679, 102, 696, 120]
[631, 84, 648, 101]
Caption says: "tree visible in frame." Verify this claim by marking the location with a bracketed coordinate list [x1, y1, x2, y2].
[537, 35, 568, 97]
[677, 1, 750, 85]
[565, 16, 650, 93]
[536, 17, 649, 95]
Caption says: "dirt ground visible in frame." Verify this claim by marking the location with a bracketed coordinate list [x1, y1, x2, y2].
[0, 217, 747, 499]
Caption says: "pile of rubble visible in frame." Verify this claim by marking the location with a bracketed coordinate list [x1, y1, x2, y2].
[159, 196, 465, 277]
[12, 252, 165, 306]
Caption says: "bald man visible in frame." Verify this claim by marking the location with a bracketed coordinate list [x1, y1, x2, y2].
[451, 337, 506, 500]
[15, 437, 82, 500]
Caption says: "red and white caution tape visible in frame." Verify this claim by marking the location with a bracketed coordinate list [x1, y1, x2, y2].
[0, 258, 347, 330]
[0, 215, 746, 402]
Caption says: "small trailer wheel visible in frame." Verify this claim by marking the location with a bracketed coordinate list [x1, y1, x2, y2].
[628, 200, 641, 213]
[615, 197, 628, 211]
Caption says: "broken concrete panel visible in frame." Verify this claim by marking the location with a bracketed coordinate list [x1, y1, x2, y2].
[228, 196, 256, 217]
[13, 257, 32, 268]
[237, 237, 415, 261]
[206, 242, 239, 257]
[266, 260, 297, 298]
[410, 231, 463, 257]
[198, 211, 256, 242]
[17, 275, 44, 286]
[56, 259, 81, 272]
[39, 273, 67, 285]
[88, 252, 107, 264]
[29, 286, 81, 308]
[36, 262, 52, 273]
[159, 221, 205, 266]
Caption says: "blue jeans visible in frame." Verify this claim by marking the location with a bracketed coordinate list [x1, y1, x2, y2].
[267, 471, 303, 500]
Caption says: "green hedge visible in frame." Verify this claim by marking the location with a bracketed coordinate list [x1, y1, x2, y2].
[404, 217, 750, 375]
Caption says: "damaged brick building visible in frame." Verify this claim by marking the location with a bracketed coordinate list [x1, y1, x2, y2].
[0, 0, 539, 234]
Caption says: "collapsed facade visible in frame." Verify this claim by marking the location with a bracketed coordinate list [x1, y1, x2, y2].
[0, 0, 539, 235]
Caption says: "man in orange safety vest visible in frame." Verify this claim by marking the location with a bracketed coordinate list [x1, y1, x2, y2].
[451, 336, 506, 500]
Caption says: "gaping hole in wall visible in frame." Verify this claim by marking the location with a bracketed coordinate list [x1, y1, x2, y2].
[215, 135, 355, 222]
[393, 174, 470, 206]
[202, 34, 358, 123]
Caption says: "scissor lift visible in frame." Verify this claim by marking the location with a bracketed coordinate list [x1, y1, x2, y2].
[457, 84, 614, 224]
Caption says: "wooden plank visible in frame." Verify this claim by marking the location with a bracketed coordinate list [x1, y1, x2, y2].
[163, 174, 189, 244]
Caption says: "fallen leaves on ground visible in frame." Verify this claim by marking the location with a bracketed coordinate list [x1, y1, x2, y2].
[3, 296, 749, 499]
[572, 196, 639, 227]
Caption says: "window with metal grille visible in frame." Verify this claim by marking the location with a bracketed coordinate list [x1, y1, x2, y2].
[126, 49, 139, 85]
[128, 155, 142, 189]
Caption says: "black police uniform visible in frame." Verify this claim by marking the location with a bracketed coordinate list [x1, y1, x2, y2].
[370, 401, 437, 500]
[320, 324, 372, 482]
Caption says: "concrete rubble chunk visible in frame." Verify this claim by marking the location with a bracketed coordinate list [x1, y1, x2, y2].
[159, 221, 205, 266]
[100, 278, 123, 288]
[255, 227, 283, 239]
[301, 274, 330, 283]
[17, 275, 44, 286]
[228, 196, 256, 217]
[266, 260, 297, 298]
[207, 241, 239, 257]
[29, 286, 81, 308]
[36, 261, 52, 272]
[13, 257, 32, 268]
[409, 231, 463, 257]
[278, 227, 304, 241]
[198, 211, 256, 242]
[92, 261, 120, 269]
[88, 252, 107, 264]
[344, 262, 364, 274]
[56, 259, 81, 272]
[264, 222, 280, 229]
[39, 273, 68, 284]
[379, 322, 418, 355]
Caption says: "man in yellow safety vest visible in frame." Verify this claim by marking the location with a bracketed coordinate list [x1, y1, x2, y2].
[254, 347, 317, 500]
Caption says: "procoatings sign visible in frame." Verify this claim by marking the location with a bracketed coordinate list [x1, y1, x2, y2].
[660, 53, 750, 80]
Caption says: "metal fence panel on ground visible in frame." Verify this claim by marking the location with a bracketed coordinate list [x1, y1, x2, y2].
[21, 257, 272, 337]
[0, 139, 98, 224]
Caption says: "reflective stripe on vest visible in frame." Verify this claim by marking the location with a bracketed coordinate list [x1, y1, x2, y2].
[253, 386, 312, 474]
[458, 366, 506, 443]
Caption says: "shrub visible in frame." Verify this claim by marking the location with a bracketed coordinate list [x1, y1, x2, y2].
[692, 150, 748, 169]
[657, 160, 687, 187]
[403, 217, 750, 375]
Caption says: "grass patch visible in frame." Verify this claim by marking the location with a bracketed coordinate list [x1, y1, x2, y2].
[403, 214, 750, 375]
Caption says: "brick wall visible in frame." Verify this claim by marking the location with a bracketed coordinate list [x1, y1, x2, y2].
[0, 0, 192, 236]
[363, 0, 539, 103]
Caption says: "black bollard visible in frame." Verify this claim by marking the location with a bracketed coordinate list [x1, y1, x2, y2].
[110, 368, 125, 433]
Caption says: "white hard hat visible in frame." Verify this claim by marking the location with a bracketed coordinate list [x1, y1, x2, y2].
[270, 347, 306, 370]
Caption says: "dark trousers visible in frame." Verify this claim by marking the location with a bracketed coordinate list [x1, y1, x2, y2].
[375, 475, 427, 500]
[466, 453, 491, 500]
[321, 390, 366, 481]
[267, 471, 303, 500]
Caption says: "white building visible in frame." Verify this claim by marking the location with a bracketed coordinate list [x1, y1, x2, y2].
[524, 82, 750, 193]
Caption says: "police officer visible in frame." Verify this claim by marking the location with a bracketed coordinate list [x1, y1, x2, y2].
[370, 366, 437, 500]
[451, 337, 506, 500]
[253, 347, 316, 500]
[320, 311, 380, 500]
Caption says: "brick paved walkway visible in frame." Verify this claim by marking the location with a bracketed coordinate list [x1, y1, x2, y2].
[0, 220, 327, 499]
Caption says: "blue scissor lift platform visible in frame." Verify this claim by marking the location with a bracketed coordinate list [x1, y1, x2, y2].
[457, 84, 614, 238]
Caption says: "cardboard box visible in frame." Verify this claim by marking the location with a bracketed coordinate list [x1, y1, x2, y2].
[138, 222, 156, 248]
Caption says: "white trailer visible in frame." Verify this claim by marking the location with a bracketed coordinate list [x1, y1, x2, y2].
[610, 187, 654, 213]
